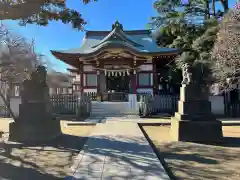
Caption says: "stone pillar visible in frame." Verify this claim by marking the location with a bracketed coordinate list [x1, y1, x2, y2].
[171, 84, 223, 142]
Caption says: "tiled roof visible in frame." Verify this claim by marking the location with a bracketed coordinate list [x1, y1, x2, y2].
[51, 21, 180, 56]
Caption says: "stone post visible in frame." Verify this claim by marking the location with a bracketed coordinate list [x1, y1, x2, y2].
[170, 64, 223, 142]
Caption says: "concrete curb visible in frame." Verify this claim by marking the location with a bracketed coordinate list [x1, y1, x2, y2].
[66, 122, 97, 127]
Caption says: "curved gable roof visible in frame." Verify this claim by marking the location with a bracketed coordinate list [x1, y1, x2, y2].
[51, 21, 180, 57]
[92, 21, 143, 48]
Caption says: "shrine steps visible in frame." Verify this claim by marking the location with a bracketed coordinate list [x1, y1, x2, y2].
[91, 101, 139, 117]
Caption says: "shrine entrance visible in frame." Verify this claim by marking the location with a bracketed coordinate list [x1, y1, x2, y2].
[106, 75, 130, 93]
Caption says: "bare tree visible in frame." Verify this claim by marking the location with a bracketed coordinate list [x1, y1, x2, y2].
[211, 7, 240, 92]
[46, 71, 71, 96]
[0, 24, 45, 120]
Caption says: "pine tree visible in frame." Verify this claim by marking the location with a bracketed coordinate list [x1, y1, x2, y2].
[0, 0, 96, 30]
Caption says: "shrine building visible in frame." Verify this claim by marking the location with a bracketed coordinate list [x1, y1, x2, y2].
[51, 21, 181, 96]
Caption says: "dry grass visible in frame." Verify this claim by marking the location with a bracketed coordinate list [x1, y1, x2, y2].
[0, 119, 95, 180]
[143, 125, 240, 180]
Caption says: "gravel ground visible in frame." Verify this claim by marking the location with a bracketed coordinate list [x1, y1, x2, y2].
[143, 125, 240, 180]
[0, 119, 95, 180]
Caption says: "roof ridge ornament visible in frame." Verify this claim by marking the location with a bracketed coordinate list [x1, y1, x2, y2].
[112, 20, 123, 30]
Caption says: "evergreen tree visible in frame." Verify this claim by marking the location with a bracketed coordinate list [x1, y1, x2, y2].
[0, 0, 97, 30]
[150, 0, 224, 85]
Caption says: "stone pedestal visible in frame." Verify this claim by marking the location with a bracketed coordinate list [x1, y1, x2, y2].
[9, 102, 61, 143]
[9, 119, 61, 143]
[171, 84, 223, 142]
[8, 66, 61, 143]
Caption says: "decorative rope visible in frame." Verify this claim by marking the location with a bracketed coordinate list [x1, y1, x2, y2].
[93, 67, 140, 77]
[93, 67, 140, 72]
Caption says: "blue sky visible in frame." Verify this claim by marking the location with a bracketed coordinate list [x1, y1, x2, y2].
[2, 0, 238, 72]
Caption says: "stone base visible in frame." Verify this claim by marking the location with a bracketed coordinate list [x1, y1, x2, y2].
[174, 112, 216, 121]
[9, 119, 62, 143]
[171, 117, 223, 142]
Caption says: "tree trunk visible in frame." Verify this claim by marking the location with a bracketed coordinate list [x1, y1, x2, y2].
[0, 89, 16, 121]
[220, 0, 229, 12]
[212, 0, 216, 17]
[205, 0, 210, 20]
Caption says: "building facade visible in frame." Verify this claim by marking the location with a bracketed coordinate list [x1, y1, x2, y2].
[51, 21, 181, 97]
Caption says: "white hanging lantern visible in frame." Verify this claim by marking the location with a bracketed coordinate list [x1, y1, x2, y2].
[108, 72, 111, 77]
[123, 71, 125, 76]
[127, 70, 130, 76]
[104, 70, 107, 76]
[119, 71, 121, 76]
[112, 71, 114, 76]
[133, 70, 136, 74]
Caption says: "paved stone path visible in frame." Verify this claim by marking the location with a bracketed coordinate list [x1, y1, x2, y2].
[70, 118, 170, 180]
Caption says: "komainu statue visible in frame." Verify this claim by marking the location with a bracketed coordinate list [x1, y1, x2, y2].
[181, 63, 193, 85]
[21, 65, 48, 104]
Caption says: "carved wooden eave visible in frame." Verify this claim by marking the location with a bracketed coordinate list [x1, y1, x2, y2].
[79, 49, 152, 62]
[51, 50, 80, 68]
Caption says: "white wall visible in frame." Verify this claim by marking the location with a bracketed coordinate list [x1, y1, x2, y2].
[209, 95, 225, 115]
[137, 88, 153, 94]
[10, 97, 21, 117]
[72, 74, 80, 83]
[139, 64, 153, 71]
[83, 65, 94, 72]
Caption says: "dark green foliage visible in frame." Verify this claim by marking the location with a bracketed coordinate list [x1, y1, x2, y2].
[16, 0, 97, 30]
[150, 0, 224, 85]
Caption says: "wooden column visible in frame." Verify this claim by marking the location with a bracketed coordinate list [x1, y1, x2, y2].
[96, 60, 100, 95]
[99, 61, 106, 95]
[131, 58, 137, 94]
[152, 58, 157, 95]
[79, 62, 84, 93]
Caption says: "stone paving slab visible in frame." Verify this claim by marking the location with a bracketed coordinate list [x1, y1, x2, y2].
[70, 118, 170, 180]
